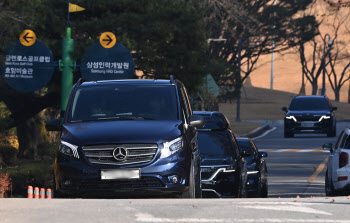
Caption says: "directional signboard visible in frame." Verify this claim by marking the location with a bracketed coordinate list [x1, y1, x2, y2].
[19, 30, 36, 47]
[80, 41, 135, 81]
[2, 40, 55, 92]
[99, 32, 116, 49]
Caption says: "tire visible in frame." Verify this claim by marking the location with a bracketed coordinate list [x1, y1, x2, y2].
[238, 171, 247, 198]
[195, 163, 202, 198]
[327, 123, 337, 137]
[325, 170, 336, 196]
[180, 162, 195, 198]
[284, 130, 294, 138]
[261, 176, 268, 198]
[254, 172, 268, 198]
[52, 175, 65, 198]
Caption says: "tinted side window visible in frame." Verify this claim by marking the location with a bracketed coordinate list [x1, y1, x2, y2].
[182, 87, 193, 115]
[343, 135, 350, 149]
[250, 141, 258, 156]
[179, 87, 189, 122]
[340, 134, 348, 148]
[239, 141, 254, 154]
[231, 134, 240, 158]
[335, 131, 345, 149]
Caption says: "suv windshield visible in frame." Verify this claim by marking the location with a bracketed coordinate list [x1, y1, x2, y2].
[69, 84, 178, 122]
[289, 98, 329, 111]
[198, 131, 235, 158]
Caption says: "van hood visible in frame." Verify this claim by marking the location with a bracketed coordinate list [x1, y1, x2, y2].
[61, 120, 182, 146]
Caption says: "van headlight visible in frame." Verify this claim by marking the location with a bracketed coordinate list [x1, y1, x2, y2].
[59, 140, 80, 159]
[160, 137, 183, 159]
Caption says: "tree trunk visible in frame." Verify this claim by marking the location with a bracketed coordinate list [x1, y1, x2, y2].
[334, 89, 340, 102]
[311, 81, 318, 95]
[348, 79, 350, 103]
[17, 116, 44, 159]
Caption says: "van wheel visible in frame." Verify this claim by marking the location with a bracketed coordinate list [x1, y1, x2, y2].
[195, 164, 202, 198]
[180, 163, 195, 198]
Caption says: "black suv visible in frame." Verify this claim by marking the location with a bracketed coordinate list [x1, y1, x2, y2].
[283, 96, 337, 138]
[194, 111, 248, 198]
[47, 76, 205, 198]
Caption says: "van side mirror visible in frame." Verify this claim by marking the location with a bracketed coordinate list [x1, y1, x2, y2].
[46, 119, 61, 131]
[189, 115, 206, 128]
[323, 143, 333, 152]
[282, 107, 287, 112]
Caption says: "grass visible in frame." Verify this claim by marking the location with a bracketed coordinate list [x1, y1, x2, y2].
[219, 86, 350, 136]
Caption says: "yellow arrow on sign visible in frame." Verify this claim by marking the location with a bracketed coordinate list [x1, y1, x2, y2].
[99, 32, 117, 49]
[19, 30, 36, 47]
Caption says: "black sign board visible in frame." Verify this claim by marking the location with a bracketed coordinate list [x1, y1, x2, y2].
[2, 41, 55, 92]
[80, 42, 135, 81]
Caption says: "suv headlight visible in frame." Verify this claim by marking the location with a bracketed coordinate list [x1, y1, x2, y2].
[286, 116, 297, 122]
[59, 140, 80, 159]
[318, 115, 331, 122]
[160, 137, 183, 159]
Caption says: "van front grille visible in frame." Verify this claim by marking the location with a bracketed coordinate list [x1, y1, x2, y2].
[82, 144, 158, 166]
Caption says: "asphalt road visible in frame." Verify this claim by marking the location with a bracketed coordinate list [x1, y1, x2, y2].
[253, 120, 350, 198]
[1, 197, 350, 223]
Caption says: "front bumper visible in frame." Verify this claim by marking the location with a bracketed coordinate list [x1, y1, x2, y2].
[284, 118, 332, 134]
[54, 152, 189, 197]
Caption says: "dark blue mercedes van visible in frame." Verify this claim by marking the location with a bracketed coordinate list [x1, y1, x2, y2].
[47, 76, 204, 198]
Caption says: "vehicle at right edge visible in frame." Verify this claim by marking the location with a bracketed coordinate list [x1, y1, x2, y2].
[282, 96, 337, 138]
[236, 137, 268, 198]
[323, 128, 350, 196]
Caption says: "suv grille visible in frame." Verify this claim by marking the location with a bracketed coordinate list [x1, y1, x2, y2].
[297, 116, 320, 122]
[201, 167, 219, 180]
[82, 144, 158, 166]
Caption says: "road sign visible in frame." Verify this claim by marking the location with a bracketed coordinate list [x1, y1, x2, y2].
[80, 42, 135, 81]
[99, 32, 116, 49]
[1, 41, 55, 92]
[19, 30, 36, 47]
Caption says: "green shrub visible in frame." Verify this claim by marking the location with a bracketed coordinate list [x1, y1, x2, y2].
[1, 161, 53, 197]
[0, 144, 17, 165]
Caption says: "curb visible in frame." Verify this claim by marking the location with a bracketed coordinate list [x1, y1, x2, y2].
[240, 121, 272, 138]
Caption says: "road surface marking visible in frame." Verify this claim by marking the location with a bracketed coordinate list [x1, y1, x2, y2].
[259, 149, 328, 153]
[252, 127, 277, 140]
[136, 213, 348, 223]
[239, 205, 331, 215]
[307, 157, 328, 183]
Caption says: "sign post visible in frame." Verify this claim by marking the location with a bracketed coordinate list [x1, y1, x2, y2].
[59, 28, 75, 118]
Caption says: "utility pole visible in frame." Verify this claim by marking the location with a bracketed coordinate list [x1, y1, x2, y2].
[236, 39, 243, 122]
[321, 34, 332, 96]
[270, 0, 277, 90]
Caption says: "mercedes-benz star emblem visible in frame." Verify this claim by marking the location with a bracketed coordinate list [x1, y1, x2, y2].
[113, 147, 127, 161]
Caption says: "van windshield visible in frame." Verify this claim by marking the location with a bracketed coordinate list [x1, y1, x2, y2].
[69, 84, 178, 122]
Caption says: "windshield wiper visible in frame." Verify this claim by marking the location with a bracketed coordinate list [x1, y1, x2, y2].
[97, 116, 156, 121]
